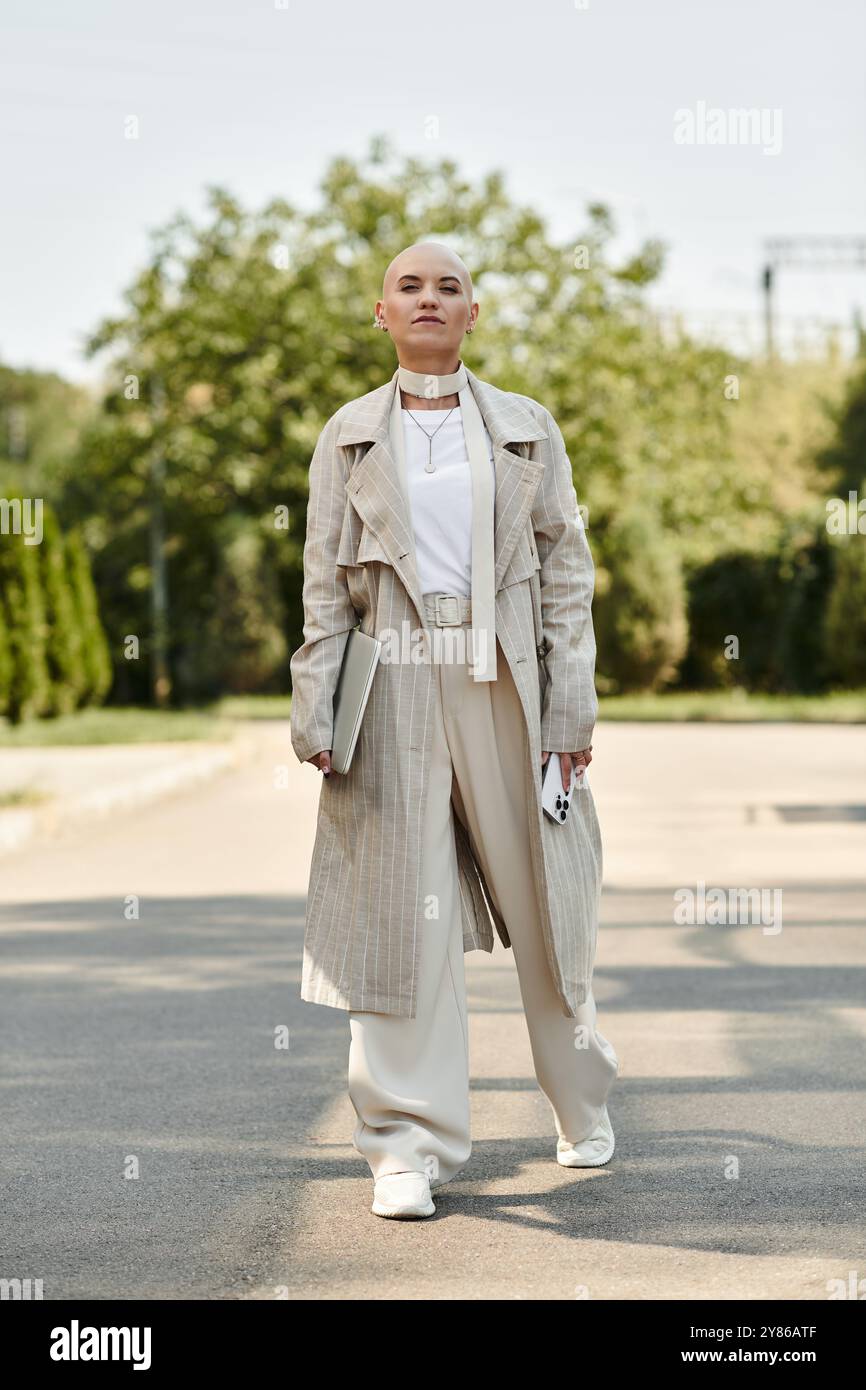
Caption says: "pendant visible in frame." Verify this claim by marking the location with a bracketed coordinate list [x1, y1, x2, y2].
[424, 443, 436, 473]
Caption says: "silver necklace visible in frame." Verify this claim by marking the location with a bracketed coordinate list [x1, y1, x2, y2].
[404, 405, 456, 473]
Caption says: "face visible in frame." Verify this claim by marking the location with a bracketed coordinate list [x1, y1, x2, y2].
[376, 248, 478, 361]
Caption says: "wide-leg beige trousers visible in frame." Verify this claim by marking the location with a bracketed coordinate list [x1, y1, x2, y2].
[347, 594, 618, 1185]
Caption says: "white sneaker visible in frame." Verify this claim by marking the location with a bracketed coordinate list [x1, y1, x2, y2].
[371, 1171, 436, 1219]
[556, 1106, 615, 1168]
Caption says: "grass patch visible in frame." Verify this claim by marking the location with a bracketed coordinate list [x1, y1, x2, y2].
[598, 689, 866, 722]
[0, 706, 237, 747]
[0, 787, 53, 807]
[212, 694, 293, 720]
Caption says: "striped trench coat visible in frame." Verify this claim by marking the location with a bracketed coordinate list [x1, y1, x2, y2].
[289, 366, 602, 1018]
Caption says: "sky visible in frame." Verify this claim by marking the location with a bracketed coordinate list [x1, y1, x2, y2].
[2, 0, 865, 384]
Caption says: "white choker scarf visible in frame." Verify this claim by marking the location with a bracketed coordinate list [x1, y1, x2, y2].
[387, 360, 497, 681]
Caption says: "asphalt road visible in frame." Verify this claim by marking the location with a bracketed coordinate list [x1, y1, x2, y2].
[1, 720, 864, 1300]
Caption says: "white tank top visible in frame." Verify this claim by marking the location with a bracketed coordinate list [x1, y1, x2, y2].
[401, 406, 495, 597]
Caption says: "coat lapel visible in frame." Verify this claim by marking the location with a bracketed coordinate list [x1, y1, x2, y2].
[335, 367, 549, 629]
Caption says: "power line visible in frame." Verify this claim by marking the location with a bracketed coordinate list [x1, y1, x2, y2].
[762, 236, 866, 357]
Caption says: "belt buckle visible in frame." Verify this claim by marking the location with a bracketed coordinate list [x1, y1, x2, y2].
[434, 594, 461, 626]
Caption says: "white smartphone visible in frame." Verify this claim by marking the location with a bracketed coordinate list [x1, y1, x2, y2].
[541, 755, 587, 824]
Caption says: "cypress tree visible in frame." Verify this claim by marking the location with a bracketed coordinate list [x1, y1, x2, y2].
[39, 502, 85, 715]
[0, 495, 52, 722]
[65, 526, 113, 706]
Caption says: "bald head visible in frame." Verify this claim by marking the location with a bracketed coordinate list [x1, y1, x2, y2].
[382, 242, 474, 302]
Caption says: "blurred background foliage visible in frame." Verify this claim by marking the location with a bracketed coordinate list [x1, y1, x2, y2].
[1, 137, 863, 718]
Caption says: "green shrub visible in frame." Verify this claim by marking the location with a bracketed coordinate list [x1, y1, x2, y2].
[594, 503, 688, 692]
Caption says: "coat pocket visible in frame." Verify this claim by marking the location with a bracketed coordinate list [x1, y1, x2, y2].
[497, 525, 542, 591]
[336, 491, 390, 567]
[356, 526, 389, 565]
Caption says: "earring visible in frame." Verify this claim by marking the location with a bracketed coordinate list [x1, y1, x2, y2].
[374, 316, 388, 331]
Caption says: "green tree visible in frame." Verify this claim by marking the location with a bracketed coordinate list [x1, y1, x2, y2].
[0, 363, 96, 493]
[823, 524, 866, 686]
[815, 358, 866, 687]
[0, 499, 51, 722]
[39, 502, 85, 715]
[593, 501, 688, 692]
[0, 585, 12, 719]
[65, 527, 113, 707]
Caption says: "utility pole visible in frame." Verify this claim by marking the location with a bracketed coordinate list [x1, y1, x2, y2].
[762, 264, 774, 360]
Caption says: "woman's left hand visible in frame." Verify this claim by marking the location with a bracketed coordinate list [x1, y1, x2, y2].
[541, 746, 593, 793]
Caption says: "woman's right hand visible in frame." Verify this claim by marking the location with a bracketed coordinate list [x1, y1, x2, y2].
[306, 750, 335, 777]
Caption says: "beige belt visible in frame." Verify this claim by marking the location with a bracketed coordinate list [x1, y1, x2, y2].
[422, 592, 472, 626]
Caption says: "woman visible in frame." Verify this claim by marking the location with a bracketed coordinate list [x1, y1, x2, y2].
[289, 241, 618, 1219]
